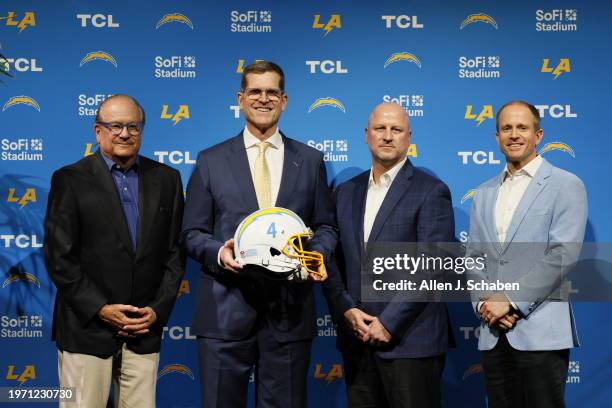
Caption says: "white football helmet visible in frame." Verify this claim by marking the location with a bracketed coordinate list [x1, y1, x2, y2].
[233, 207, 326, 281]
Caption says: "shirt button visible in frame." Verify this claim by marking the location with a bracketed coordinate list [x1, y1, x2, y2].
[123, 187, 128, 191]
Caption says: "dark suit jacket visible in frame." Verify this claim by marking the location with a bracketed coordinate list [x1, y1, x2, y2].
[44, 150, 185, 357]
[181, 132, 337, 342]
[323, 159, 455, 358]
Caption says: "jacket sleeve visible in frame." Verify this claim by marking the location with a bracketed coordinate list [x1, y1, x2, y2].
[44, 169, 108, 326]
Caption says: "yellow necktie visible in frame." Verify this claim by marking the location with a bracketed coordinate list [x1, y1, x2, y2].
[254, 141, 271, 209]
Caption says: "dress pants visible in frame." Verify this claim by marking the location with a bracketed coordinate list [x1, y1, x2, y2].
[343, 343, 445, 408]
[482, 333, 570, 408]
[58, 343, 159, 408]
[197, 323, 311, 408]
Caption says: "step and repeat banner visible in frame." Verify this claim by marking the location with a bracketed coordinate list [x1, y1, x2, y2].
[1, 0, 611, 407]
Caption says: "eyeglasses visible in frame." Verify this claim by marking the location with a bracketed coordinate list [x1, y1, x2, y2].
[241, 88, 284, 101]
[96, 121, 143, 136]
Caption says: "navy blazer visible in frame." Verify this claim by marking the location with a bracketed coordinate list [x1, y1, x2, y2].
[323, 159, 455, 358]
[182, 132, 337, 342]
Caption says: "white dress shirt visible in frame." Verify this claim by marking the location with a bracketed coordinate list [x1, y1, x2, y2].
[363, 158, 407, 242]
[495, 155, 543, 243]
[478, 155, 543, 313]
[243, 126, 284, 207]
[218, 128, 285, 267]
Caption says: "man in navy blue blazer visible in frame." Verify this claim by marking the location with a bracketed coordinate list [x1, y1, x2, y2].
[323, 102, 455, 408]
[181, 61, 336, 407]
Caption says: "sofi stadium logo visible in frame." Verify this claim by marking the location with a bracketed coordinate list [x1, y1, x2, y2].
[536, 9, 577, 32]
[0, 12, 35, 33]
[78, 94, 112, 117]
[465, 105, 493, 126]
[154, 56, 196, 79]
[381, 15, 423, 29]
[567, 360, 581, 384]
[156, 13, 193, 30]
[1, 315, 43, 339]
[312, 14, 341, 36]
[382, 95, 424, 117]
[539, 142, 575, 158]
[157, 364, 195, 381]
[460, 13, 498, 30]
[308, 97, 346, 114]
[316, 314, 337, 337]
[0, 58, 43, 73]
[384, 52, 421, 70]
[307, 139, 349, 163]
[79, 51, 117, 68]
[1, 139, 43, 161]
[458, 56, 501, 79]
[541, 58, 571, 79]
[230, 10, 272, 33]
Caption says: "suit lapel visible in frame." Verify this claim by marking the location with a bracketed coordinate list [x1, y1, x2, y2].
[351, 171, 369, 253]
[90, 151, 134, 254]
[228, 133, 259, 212]
[501, 159, 552, 253]
[136, 158, 161, 260]
[367, 160, 413, 243]
[275, 135, 303, 208]
[485, 182, 503, 254]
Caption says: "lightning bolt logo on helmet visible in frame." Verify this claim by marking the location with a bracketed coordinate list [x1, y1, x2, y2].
[234, 207, 327, 281]
[308, 97, 346, 113]
[79, 51, 117, 68]
[384, 52, 422, 69]
[460, 13, 498, 30]
[156, 13, 194, 29]
[2, 96, 40, 112]
[538, 141, 575, 157]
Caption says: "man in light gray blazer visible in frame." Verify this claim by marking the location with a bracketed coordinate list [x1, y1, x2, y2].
[467, 100, 587, 408]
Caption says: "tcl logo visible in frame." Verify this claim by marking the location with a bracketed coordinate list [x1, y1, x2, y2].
[381, 15, 424, 29]
[76, 14, 119, 28]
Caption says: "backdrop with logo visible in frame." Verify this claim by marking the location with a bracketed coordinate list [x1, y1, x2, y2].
[1, 0, 611, 406]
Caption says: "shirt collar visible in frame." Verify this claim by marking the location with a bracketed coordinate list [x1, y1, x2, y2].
[243, 126, 283, 150]
[100, 151, 139, 172]
[500, 154, 543, 183]
[368, 157, 407, 188]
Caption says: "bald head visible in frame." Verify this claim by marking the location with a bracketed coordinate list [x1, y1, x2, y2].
[366, 102, 412, 173]
[95, 94, 145, 124]
[367, 102, 409, 130]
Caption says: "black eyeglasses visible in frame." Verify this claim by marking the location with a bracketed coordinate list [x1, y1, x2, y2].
[96, 122, 143, 136]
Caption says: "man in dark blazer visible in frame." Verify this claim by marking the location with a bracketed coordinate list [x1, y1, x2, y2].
[181, 61, 336, 407]
[44, 94, 185, 407]
[323, 102, 455, 408]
